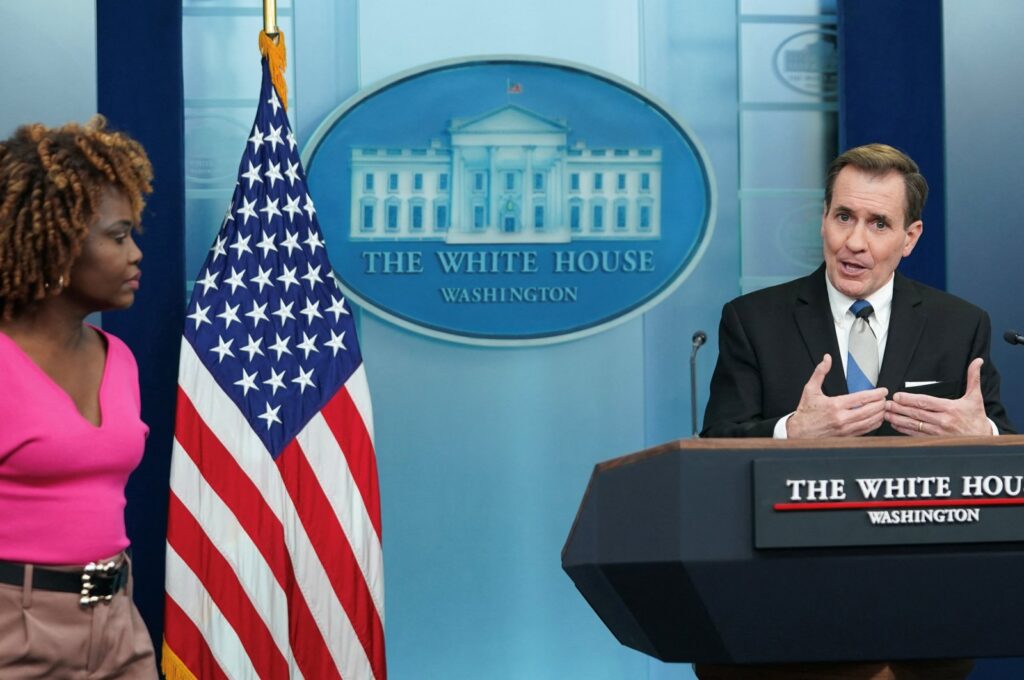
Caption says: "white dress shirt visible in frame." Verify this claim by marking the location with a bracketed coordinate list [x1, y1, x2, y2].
[773, 276, 893, 438]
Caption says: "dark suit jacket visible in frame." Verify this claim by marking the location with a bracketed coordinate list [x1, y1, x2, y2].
[701, 265, 1014, 437]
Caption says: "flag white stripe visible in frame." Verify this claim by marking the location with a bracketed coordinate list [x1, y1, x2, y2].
[169, 438, 302, 679]
[177, 340, 376, 680]
[346, 365, 375, 442]
[298, 414, 385, 618]
[166, 544, 259, 680]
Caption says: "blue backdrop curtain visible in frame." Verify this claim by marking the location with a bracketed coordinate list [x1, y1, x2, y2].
[838, 0, 945, 289]
[96, 0, 185, 653]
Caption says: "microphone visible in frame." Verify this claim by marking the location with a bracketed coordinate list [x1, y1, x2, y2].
[690, 330, 707, 437]
[1004, 330, 1024, 346]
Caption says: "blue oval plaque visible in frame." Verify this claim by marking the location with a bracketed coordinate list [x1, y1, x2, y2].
[304, 57, 715, 345]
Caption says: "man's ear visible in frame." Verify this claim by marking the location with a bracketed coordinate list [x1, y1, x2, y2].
[902, 220, 923, 257]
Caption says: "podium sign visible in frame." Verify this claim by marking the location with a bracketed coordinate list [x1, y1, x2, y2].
[562, 436, 1024, 664]
[754, 453, 1024, 548]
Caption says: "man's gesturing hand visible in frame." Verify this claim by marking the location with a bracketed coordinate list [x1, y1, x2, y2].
[787, 354, 888, 438]
[886, 358, 993, 436]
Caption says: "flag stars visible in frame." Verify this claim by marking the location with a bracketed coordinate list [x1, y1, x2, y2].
[269, 333, 292, 360]
[211, 336, 235, 363]
[277, 265, 299, 292]
[267, 89, 282, 116]
[234, 368, 259, 396]
[301, 264, 324, 289]
[280, 230, 301, 257]
[259, 196, 282, 222]
[256, 231, 277, 257]
[272, 299, 295, 325]
[265, 160, 284, 188]
[292, 366, 316, 394]
[258, 402, 282, 429]
[217, 301, 241, 328]
[241, 161, 263, 189]
[250, 265, 273, 293]
[240, 334, 265, 361]
[304, 231, 325, 254]
[224, 268, 247, 295]
[284, 159, 301, 186]
[248, 125, 264, 152]
[237, 197, 258, 226]
[186, 76, 371, 453]
[264, 367, 287, 395]
[325, 329, 347, 356]
[229, 234, 252, 259]
[300, 299, 323, 325]
[209, 236, 227, 262]
[297, 332, 320, 359]
[196, 269, 219, 296]
[266, 124, 284, 153]
[282, 194, 302, 222]
[245, 300, 269, 328]
[326, 296, 349, 321]
[188, 303, 212, 330]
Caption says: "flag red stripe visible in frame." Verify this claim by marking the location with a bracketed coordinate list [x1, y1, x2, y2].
[167, 493, 290, 680]
[277, 440, 387, 679]
[173, 388, 342, 680]
[175, 388, 290, 583]
[319, 386, 383, 538]
[163, 595, 231, 680]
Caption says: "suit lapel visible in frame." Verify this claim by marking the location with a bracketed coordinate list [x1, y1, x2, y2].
[793, 265, 847, 396]
[877, 272, 925, 395]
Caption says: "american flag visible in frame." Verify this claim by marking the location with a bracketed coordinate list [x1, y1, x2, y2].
[163, 57, 386, 680]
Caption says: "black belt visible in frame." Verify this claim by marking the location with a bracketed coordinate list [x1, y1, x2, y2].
[0, 556, 128, 606]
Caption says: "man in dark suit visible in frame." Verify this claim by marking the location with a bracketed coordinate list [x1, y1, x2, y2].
[696, 144, 1013, 680]
[702, 143, 1012, 441]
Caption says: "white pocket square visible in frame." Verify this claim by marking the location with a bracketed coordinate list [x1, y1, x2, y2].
[905, 380, 939, 387]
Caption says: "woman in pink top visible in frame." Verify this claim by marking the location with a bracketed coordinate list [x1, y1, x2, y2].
[0, 118, 158, 678]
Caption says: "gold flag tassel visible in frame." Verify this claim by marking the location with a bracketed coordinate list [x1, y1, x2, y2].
[161, 639, 198, 680]
[259, 29, 288, 112]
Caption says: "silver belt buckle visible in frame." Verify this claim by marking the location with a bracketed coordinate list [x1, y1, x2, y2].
[79, 559, 118, 607]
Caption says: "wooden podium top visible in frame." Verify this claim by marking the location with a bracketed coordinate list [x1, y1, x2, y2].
[601, 434, 1024, 472]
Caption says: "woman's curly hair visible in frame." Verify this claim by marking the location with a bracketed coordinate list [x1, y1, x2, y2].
[0, 116, 153, 319]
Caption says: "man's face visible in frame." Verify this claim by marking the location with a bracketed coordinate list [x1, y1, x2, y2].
[821, 166, 922, 299]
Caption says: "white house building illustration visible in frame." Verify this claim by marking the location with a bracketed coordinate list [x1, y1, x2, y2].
[348, 105, 662, 243]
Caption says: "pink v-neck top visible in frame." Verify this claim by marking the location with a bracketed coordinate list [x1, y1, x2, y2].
[0, 328, 148, 564]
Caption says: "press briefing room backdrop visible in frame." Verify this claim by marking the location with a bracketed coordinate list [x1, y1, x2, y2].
[3, 1, 1024, 678]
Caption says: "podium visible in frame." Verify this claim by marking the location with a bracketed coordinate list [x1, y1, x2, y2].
[561, 435, 1024, 664]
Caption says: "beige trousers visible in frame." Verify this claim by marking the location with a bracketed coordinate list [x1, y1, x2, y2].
[0, 561, 157, 679]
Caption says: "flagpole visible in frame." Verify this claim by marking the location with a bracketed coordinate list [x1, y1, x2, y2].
[263, 0, 278, 38]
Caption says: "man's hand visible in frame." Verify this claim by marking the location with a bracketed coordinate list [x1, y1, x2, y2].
[787, 354, 888, 438]
[885, 357, 993, 436]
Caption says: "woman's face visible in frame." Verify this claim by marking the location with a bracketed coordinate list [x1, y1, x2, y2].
[64, 188, 143, 311]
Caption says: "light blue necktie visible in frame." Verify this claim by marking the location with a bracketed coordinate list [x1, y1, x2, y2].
[847, 300, 878, 392]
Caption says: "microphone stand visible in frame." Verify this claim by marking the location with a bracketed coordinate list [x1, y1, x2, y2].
[690, 330, 707, 437]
